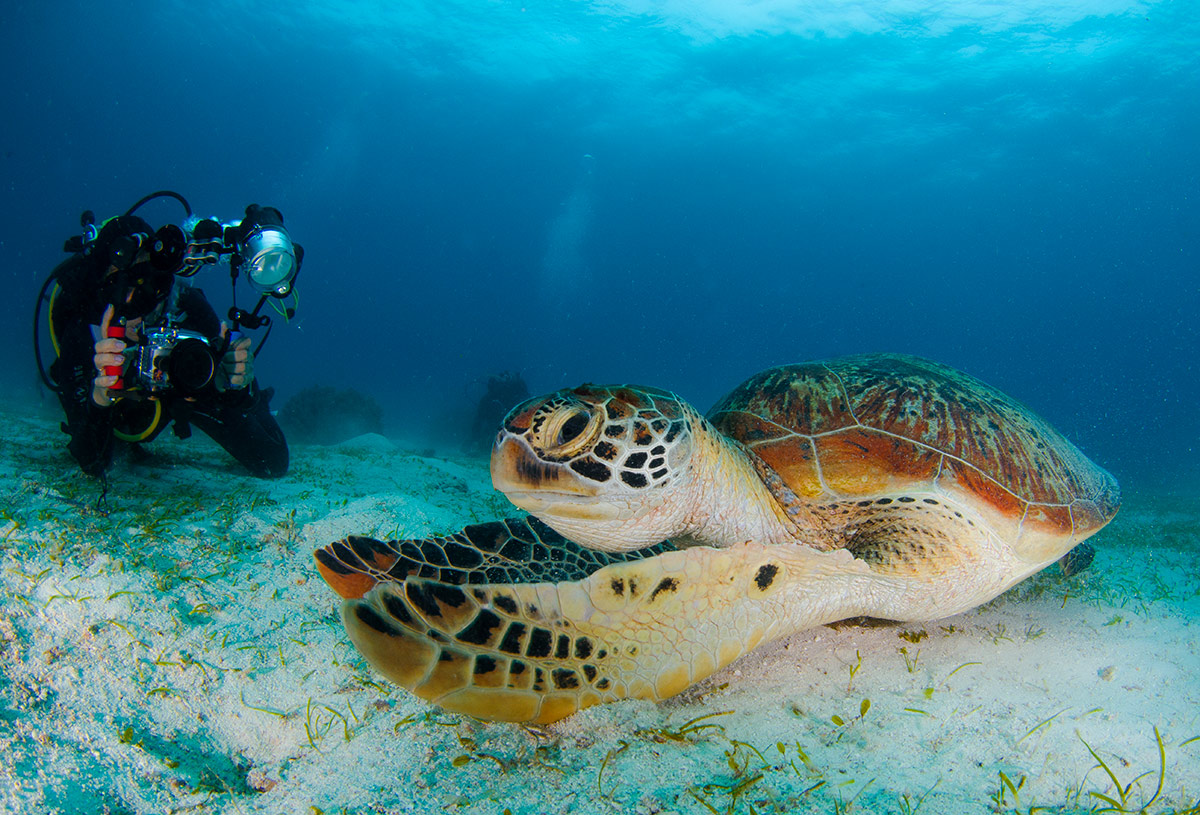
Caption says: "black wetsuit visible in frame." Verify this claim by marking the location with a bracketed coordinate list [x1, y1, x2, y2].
[49, 256, 288, 479]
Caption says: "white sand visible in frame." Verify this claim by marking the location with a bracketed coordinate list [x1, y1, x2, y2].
[1, 399, 1197, 814]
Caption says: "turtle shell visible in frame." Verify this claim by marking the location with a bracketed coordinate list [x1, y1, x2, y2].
[707, 354, 1119, 553]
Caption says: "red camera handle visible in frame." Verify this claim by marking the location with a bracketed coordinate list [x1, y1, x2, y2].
[105, 325, 126, 390]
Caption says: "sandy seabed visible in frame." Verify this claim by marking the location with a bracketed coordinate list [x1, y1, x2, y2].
[1, 399, 1197, 815]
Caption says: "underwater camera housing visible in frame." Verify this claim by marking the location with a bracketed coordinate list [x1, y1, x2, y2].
[117, 323, 221, 395]
[135, 325, 219, 394]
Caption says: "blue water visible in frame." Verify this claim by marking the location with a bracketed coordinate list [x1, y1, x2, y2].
[2, 0, 1197, 491]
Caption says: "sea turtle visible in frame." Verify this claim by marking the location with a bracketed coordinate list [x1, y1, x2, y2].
[315, 354, 1118, 724]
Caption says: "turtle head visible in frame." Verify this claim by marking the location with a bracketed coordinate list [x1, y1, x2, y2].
[490, 384, 701, 552]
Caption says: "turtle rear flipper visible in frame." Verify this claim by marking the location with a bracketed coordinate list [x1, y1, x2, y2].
[1058, 542, 1095, 577]
[315, 515, 675, 599]
[341, 541, 863, 724]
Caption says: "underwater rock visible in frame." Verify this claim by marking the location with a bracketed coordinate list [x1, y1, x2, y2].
[463, 370, 530, 455]
[278, 385, 385, 446]
[332, 432, 398, 454]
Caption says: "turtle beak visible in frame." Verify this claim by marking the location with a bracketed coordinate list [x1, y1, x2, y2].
[490, 425, 672, 550]
[490, 435, 599, 500]
[490, 433, 626, 523]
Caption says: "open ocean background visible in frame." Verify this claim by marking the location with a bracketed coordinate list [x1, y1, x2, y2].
[3, 0, 1197, 492]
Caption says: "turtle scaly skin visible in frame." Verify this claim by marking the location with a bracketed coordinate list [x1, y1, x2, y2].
[315, 515, 673, 595]
[316, 354, 1119, 723]
[338, 540, 875, 724]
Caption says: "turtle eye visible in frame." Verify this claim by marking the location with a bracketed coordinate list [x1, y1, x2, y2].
[557, 411, 590, 447]
[537, 404, 601, 460]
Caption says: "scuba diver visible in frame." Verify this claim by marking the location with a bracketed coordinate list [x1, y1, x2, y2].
[34, 190, 304, 482]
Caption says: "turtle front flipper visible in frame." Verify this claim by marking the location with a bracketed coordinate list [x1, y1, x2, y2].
[340, 541, 866, 724]
[315, 516, 676, 599]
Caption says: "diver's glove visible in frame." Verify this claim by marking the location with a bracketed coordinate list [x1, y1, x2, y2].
[215, 323, 254, 392]
[91, 304, 129, 408]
